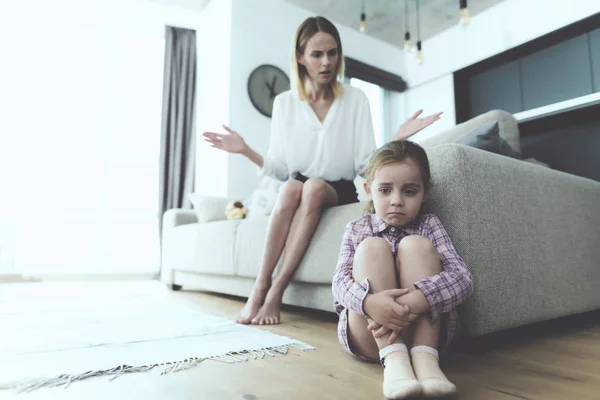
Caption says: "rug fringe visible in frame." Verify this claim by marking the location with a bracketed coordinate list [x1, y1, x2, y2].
[15, 343, 313, 393]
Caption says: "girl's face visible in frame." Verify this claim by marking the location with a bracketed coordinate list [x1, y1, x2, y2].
[298, 32, 339, 86]
[364, 160, 426, 227]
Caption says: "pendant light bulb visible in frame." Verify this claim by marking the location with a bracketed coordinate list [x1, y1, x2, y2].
[415, 1, 423, 64]
[459, 0, 470, 26]
[404, 32, 412, 52]
[416, 41, 424, 65]
[459, 8, 470, 25]
[360, 13, 368, 33]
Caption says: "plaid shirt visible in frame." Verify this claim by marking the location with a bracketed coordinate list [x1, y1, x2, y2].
[332, 213, 473, 359]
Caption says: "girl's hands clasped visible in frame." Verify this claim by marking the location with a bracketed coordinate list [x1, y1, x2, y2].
[364, 288, 419, 333]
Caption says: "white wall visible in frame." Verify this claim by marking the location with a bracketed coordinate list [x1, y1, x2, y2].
[403, 0, 600, 142]
[223, 0, 405, 198]
[406, 74, 456, 142]
[386, 92, 407, 142]
[194, 0, 232, 197]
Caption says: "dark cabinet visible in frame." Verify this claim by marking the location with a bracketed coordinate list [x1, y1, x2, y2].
[469, 59, 523, 116]
[459, 25, 600, 122]
[590, 28, 600, 92]
[520, 34, 593, 110]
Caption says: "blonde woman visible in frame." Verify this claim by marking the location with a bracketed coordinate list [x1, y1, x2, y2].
[203, 16, 441, 326]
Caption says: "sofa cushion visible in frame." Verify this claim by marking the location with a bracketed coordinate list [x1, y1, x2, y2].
[235, 216, 278, 278]
[188, 194, 236, 223]
[294, 202, 365, 284]
[192, 220, 240, 275]
[235, 202, 365, 284]
[456, 121, 521, 159]
[245, 177, 284, 219]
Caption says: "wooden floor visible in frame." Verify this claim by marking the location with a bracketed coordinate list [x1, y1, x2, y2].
[4, 281, 600, 400]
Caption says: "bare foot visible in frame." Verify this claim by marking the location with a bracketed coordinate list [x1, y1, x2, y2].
[236, 285, 269, 324]
[251, 288, 283, 325]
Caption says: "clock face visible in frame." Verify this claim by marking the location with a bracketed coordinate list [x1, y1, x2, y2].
[247, 65, 290, 118]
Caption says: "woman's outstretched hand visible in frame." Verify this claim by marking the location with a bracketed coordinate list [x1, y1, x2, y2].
[203, 125, 247, 154]
[393, 110, 443, 141]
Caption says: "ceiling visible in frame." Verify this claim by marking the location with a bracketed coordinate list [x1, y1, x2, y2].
[143, 0, 211, 10]
[284, 0, 505, 48]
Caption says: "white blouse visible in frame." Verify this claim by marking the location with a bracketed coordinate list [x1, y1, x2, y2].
[259, 84, 376, 182]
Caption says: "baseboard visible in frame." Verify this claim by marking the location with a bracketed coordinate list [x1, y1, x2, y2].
[171, 269, 335, 313]
[17, 273, 158, 282]
[0, 274, 40, 283]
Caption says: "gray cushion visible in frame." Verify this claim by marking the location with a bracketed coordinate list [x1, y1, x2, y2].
[456, 121, 521, 159]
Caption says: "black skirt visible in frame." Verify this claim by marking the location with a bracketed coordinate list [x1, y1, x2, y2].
[292, 173, 359, 206]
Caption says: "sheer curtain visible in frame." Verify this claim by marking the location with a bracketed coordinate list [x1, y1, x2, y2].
[0, 3, 164, 275]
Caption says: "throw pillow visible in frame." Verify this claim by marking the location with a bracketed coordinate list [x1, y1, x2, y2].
[245, 177, 284, 219]
[188, 194, 236, 223]
[456, 121, 521, 159]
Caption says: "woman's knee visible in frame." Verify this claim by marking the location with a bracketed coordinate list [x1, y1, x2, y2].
[274, 180, 302, 213]
[301, 178, 332, 211]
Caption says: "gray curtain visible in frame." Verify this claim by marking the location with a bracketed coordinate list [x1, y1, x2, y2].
[159, 26, 197, 236]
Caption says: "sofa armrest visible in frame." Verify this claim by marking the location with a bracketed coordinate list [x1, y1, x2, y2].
[418, 109, 521, 154]
[162, 208, 198, 230]
[425, 144, 600, 336]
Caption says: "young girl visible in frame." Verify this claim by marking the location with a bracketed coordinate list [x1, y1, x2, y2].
[332, 140, 473, 399]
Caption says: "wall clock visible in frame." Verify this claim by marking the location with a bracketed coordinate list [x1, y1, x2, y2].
[247, 64, 290, 118]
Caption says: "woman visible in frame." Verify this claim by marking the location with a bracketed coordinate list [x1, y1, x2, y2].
[203, 16, 441, 326]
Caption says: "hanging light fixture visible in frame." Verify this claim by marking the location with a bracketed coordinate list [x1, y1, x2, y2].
[416, 41, 423, 65]
[403, 0, 412, 52]
[359, 0, 368, 33]
[416, 0, 423, 64]
[459, 0, 471, 26]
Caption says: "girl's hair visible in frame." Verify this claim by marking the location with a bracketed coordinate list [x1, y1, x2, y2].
[290, 16, 344, 101]
[364, 140, 432, 214]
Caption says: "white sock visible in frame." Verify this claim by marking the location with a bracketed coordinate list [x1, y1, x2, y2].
[410, 346, 456, 398]
[411, 345, 439, 359]
[378, 344, 422, 399]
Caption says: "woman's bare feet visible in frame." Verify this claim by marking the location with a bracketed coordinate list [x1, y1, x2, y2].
[251, 287, 284, 325]
[236, 284, 270, 324]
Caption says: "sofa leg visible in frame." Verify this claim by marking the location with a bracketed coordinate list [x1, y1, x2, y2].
[171, 284, 182, 291]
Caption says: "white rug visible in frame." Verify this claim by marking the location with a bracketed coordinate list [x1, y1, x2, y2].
[0, 281, 314, 392]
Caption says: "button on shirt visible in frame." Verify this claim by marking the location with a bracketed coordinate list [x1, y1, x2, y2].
[332, 213, 473, 358]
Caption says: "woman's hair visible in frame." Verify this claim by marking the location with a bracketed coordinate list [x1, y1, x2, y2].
[364, 140, 432, 214]
[290, 16, 344, 101]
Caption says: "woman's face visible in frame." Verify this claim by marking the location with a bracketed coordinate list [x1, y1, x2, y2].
[298, 32, 339, 86]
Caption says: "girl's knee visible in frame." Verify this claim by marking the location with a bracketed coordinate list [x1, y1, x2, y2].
[398, 235, 436, 256]
[397, 235, 440, 272]
[356, 237, 390, 259]
[353, 237, 392, 279]
[275, 180, 302, 213]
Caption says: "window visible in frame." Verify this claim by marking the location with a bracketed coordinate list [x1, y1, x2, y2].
[0, 6, 164, 275]
[350, 78, 387, 147]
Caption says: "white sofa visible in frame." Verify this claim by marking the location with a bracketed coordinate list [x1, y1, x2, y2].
[160, 110, 600, 337]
